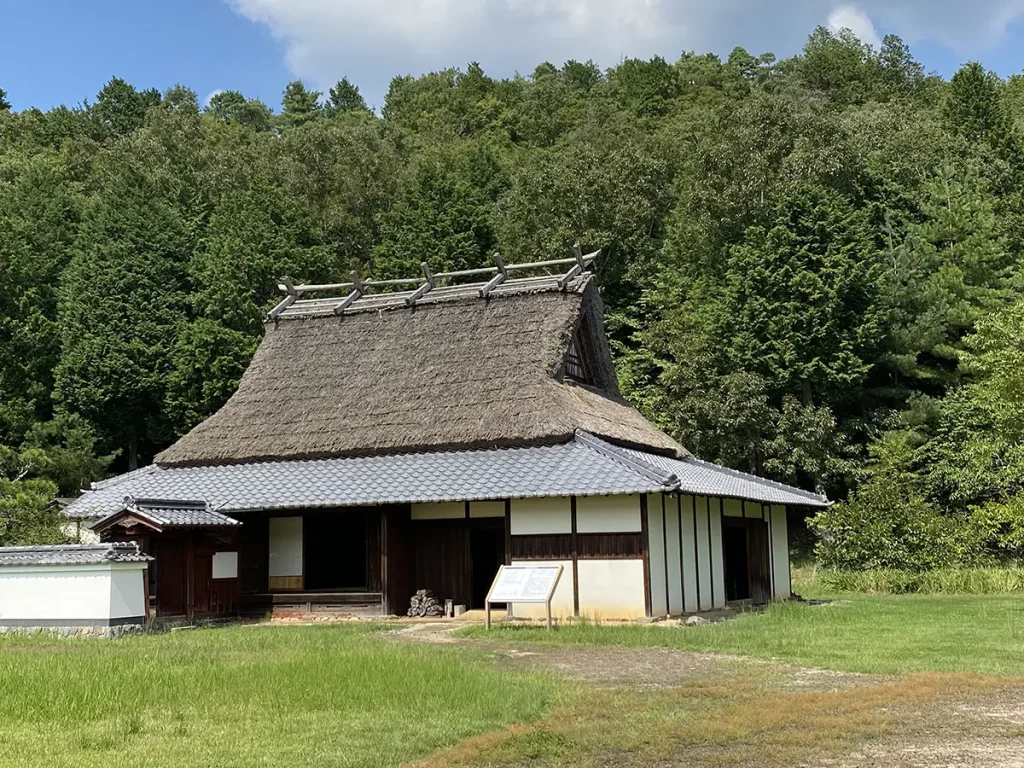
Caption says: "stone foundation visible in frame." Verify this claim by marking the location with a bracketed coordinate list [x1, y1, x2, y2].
[0, 624, 144, 639]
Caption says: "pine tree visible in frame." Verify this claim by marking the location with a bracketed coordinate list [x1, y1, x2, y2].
[327, 77, 369, 115]
[280, 81, 322, 128]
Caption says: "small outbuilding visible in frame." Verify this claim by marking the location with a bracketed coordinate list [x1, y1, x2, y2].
[65, 254, 828, 620]
[0, 542, 150, 634]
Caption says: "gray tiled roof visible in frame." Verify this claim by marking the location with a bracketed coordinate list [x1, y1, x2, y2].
[65, 432, 828, 520]
[0, 542, 151, 566]
[109, 498, 241, 528]
[616, 446, 829, 507]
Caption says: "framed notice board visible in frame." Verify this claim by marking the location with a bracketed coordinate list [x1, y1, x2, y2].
[485, 564, 564, 630]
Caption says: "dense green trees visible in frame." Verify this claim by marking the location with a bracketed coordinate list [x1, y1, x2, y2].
[3, 28, 1024, 559]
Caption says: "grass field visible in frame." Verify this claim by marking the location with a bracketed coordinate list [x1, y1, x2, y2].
[4, 594, 1024, 767]
[459, 594, 1024, 675]
[0, 624, 557, 768]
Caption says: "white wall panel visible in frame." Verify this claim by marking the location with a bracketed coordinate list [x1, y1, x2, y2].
[709, 500, 725, 608]
[212, 552, 239, 579]
[509, 559, 574, 618]
[510, 497, 571, 535]
[411, 502, 465, 520]
[771, 505, 791, 599]
[663, 496, 683, 615]
[108, 565, 147, 619]
[0, 563, 145, 623]
[694, 496, 713, 610]
[723, 498, 745, 518]
[269, 516, 303, 578]
[647, 501, 668, 616]
[680, 496, 700, 613]
[470, 501, 505, 519]
[577, 560, 646, 619]
[576, 494, 642, 533]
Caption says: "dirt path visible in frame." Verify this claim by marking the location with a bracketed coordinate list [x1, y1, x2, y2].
[386, 621, 884, 692]
[389, 623, 1024, 768]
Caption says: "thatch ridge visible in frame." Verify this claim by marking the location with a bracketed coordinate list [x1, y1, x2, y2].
[156, 275, 684, 467]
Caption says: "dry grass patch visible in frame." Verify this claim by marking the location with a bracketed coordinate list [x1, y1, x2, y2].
[411, 674, 1012, 768]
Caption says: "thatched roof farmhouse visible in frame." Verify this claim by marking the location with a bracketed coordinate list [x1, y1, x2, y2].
[68, 253, 826, 621]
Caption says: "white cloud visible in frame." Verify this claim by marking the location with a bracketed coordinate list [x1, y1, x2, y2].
[227, 0, 1024, 102]
[204, 89, 225, 107]
[828, 5, 882, 48]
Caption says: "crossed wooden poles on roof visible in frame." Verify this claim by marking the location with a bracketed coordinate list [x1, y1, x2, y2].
[268, 245, 601, 322]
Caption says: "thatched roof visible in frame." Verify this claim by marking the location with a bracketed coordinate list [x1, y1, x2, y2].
[156, 273, 685, 468]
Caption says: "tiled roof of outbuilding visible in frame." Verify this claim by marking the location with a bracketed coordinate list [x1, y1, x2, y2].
[65, 432, 827, 520]
[0, 542, 151, 566]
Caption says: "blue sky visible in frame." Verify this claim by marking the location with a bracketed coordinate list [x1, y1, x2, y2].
[4, 1, 1024, 113]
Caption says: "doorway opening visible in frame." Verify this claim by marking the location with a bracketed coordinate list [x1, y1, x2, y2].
[723, 525, 751, 601]
[470, 526, 505, 609]
[304, 512, 369, 591]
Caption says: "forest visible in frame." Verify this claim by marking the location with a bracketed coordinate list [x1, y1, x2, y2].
[2, 26, 1024, 570]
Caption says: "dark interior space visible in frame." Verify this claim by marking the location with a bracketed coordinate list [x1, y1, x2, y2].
[723, 524, 751, 601]
[304, 512, 368, 590]
[470, 526, 505, 609]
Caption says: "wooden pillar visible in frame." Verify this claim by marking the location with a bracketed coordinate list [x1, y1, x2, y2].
[640, 494, 652, 617]
[186, 535, 195, 622]
[570, 496, 579, 617]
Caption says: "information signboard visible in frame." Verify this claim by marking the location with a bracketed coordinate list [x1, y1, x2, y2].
[485, 564, 564, 630]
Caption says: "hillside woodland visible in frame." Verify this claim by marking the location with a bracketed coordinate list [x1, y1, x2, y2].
[3, 27, 1024, 569]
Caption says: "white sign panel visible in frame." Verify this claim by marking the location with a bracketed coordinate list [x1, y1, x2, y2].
[212, 552, 238, 580]
[488, 565, 562, 603]
[485, 564, 564, 630]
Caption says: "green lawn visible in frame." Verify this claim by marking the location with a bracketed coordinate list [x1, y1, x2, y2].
[460, 594, 1024, 676]
[4, 595, 1024, 768]
[0, 624, 557, 768]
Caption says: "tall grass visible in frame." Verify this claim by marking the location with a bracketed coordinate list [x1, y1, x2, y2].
[0, 624, 557, 768]
[812, 567, 1024, 595]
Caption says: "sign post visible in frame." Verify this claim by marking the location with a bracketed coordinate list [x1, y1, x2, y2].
[484, 564, 563, 631]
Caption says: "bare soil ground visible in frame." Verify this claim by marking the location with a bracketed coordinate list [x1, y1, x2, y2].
[389, 623, 1024, 767]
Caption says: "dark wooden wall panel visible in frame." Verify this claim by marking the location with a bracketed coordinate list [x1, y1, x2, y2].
[414, 523, 471, 608]
[511, 533, 642, 560]
[383, 505, 413, 615]
[236, 514, 268, 595]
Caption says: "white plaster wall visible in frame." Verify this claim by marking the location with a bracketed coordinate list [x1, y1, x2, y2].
[108, 565, 147, 619]
[0, 569, 109, 620]
[269, 516, 303, 578]
[577, 560, 646, 619]
[663, 497, 684, 615]
[470, 501, 505, 519]
[0, 564, 142, 622]
[509, 559, 574, 618]
[510, 497, 571, 535]
[771, 505, 791, 599]
[722, 498, 745, 518]
[647, 501, 668, 616]
[213, 552, 238, 579]
[576, 494, 642, 533]
[680, 496, 700, 613]
[411, 502, 465, 520]
[709, 500, 726, 608]
[693, 496, 713, 610]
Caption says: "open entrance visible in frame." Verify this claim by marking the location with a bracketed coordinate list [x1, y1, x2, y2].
[723, 518, 772, 605]
[304, 512, 369, 591]
[723, 525, 750, 601]
[470, 526, 505, 609]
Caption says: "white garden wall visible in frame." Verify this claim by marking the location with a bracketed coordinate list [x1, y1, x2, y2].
[0, 562, 147, 627]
